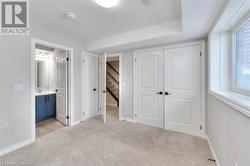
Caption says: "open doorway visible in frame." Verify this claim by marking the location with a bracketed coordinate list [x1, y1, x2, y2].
[31, 39, 73, 140]
[106, 55, 120, 122]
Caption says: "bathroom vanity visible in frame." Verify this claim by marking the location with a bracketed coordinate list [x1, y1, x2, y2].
[35, 91, 56, 123]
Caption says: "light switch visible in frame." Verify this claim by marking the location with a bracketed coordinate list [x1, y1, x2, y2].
[13, 84, 25, 92]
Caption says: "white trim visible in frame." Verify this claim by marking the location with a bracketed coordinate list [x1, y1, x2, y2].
[81, 113, 100, 122]
[0, 139, 34, 156]
[120, 117, 136, 123]
[106, 53, 121, 58]
[133, 40, 206, 138]
[209, 90, 250, 117]
[134, 40, 205, 54]
[31, 38, 74, 142]
[70, 120, 80, 127]
[206, 135, 221, 166]
[230, 14, 250, 95]
[118, 54, 122, 121]
[133, 54, 137, 121]
[200, 40, 206, 138]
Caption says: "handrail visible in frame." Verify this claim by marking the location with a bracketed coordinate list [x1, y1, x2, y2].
[107, 62, 119, 75]
[107, 71, 119, 84]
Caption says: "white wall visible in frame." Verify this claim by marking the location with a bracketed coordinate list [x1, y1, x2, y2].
[120, 51, 134, 119]
[0, 36, 31, 150]
[0, 21, 85, 152]
[207, 95, 250, 166]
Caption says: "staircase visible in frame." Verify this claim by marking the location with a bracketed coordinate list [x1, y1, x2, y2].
[106, 62, 119, 107]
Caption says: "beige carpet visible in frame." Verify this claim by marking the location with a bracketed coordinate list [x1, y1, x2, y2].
[0, 107, 215, 166]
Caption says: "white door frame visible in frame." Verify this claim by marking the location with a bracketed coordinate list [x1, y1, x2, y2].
[106, 53, 122, 120]
[81, 51, 99, 121]
[133, 40, 206, 138]
[31, 38, 74, 141]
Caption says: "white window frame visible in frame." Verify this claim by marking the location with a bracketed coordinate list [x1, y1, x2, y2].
[230, 16, 250, 96]
[208, 0, 250, 118]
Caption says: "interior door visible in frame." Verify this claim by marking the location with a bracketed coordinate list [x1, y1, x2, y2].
[134, 50, 164, 128]
[83, 54, 98, 120]
[164, 45, 201, 137]
[99, 53, 107, 123]
[55, 50, 68, 126]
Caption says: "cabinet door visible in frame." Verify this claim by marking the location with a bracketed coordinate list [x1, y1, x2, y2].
[47, 94, 56, 117]
[36, 95, 47, 123]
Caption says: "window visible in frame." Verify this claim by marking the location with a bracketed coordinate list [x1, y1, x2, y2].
[209, 1, 250, 117]
[232, 18, 250, 94]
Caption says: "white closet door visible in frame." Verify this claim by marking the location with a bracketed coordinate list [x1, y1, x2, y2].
[134, 50, 164, 128]
[82, 54, 99, 120]
[99, 54, 107, 123]
[164, 45, 201, 137]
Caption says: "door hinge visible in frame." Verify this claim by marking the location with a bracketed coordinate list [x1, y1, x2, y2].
[200, 52, 202, 56]
[66, 57, 69, 61]
[134, 58, 137, 62]
[200, 125, 202, 130]
[66, 116, 69, 119]
[100, 107, 102, 111]
[134, 113, 137, 118]
[83, 59, 85, 63]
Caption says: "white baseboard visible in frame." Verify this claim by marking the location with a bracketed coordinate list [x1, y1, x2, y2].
[81, 113, 99, 122]
[0, 138, 34, 157]
[121, 117, 136, 123]
[70, 120, 80, 127]
[206, 135, 221, 166]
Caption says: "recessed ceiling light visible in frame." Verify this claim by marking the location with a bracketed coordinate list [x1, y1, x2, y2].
[94, 0, 120, 8]
[65, 12, 76, 20]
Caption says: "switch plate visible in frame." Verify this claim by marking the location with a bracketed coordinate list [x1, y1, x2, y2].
[13, 84, 24, 92]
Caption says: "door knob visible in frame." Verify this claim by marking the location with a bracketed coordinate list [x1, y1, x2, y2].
[93, 88, 97, 91]
[156, 91, 163, 95]
[164, 92, 171, 95]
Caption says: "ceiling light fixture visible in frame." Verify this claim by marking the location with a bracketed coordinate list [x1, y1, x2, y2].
[94, 0, 120, 8]
[65, 12, 76, 20]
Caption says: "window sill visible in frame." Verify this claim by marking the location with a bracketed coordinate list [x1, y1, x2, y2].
[209, 90, 250, 118]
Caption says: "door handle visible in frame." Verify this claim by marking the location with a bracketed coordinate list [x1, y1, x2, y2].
[164, 92, 171, 95]
[93, 88, 97, 91]
[156, 91, 163, 95]
[102, 90, 107, 93]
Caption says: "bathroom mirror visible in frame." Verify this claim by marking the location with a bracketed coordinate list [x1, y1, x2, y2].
[36, 59, 49, 90]
[35, 47, 56, 91]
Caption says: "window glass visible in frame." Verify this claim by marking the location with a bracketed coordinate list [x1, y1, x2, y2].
[235, 19, 250, 91]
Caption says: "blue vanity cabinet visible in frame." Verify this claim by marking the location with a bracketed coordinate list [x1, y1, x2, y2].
[36, 94, 56, 123]
[36, 95, 47, 122]
[47, 94, 56, 117]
